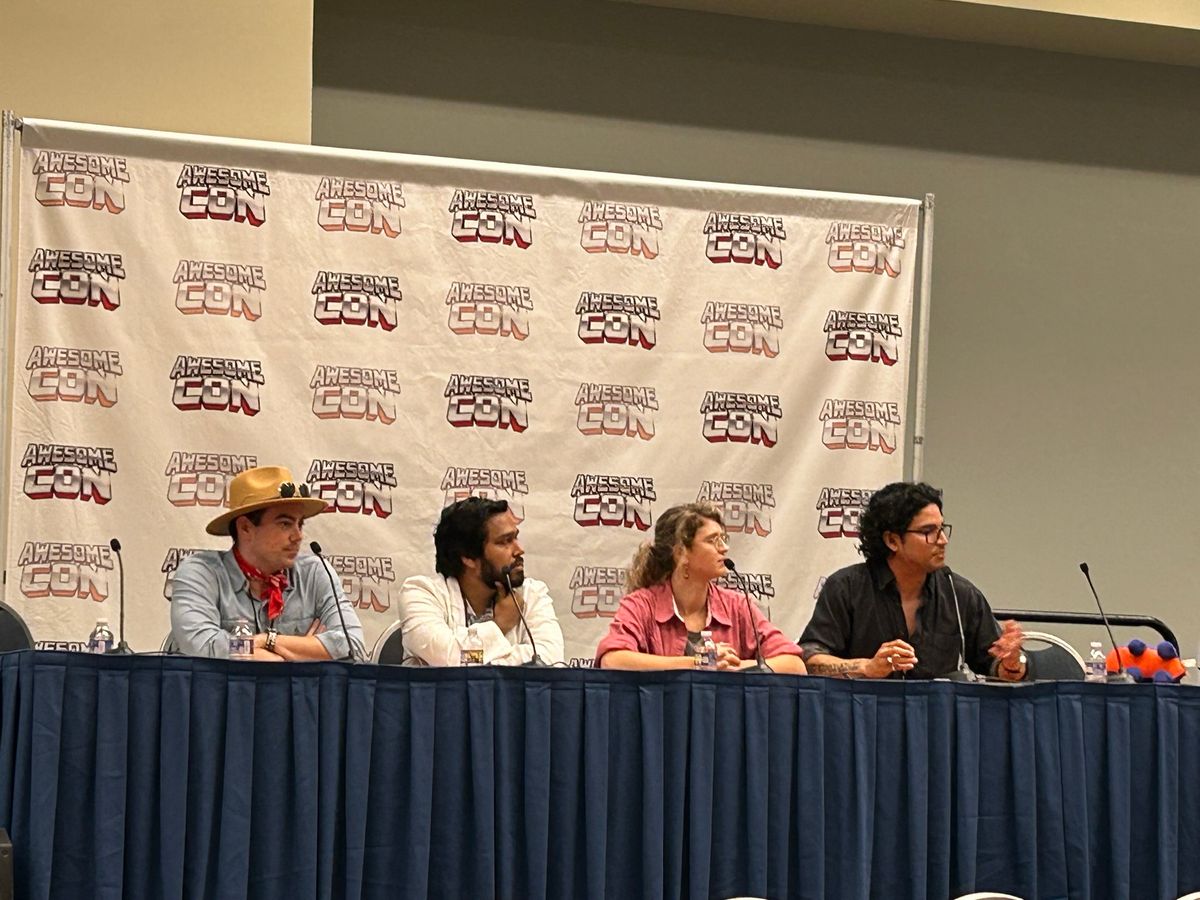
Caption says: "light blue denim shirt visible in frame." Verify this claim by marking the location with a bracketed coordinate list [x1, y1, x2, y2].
[169, 548, 365, 660]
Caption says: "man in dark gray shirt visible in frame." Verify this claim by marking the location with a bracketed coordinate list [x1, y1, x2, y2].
[800, 482, 1026, 680]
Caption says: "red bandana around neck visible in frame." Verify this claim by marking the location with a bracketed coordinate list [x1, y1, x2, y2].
[233, 546, 288, 621]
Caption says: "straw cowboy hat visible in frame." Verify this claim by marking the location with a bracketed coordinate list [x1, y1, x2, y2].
[205, 465, 328, 536]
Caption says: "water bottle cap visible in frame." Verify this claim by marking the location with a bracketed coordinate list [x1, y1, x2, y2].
[96, 618, 109, 626]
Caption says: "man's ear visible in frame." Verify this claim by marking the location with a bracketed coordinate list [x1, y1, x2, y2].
[460, 554, 480, 578]
[883, 530, 901, 553]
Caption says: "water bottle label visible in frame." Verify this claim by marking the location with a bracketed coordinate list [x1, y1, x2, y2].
[461, 648, 485, 666]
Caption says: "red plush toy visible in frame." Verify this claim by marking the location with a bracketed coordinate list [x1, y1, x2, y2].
[1106, 639, 1186, 683]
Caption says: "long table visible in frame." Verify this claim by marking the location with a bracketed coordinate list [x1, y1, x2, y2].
[1, 651, 1197, 900]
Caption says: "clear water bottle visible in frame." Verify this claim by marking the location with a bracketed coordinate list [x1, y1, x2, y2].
[460, 629, 485, 666]
[695, 630, 718, 669]
[1086, 641, 1107, 682]
[87, 618, 115, 654]
[229, 617, 255, 659]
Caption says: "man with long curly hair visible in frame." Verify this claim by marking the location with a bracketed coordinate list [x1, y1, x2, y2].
[799, 482, 1025, 680]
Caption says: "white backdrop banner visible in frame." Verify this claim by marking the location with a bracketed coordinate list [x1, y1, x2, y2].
[3, 118, 924, 664]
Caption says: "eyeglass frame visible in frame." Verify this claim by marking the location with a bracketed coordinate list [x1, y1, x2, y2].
[904, 523, 952, 543]
[698, 532, 731, 548]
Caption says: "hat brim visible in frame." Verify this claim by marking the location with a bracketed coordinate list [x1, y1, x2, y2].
[205, 496, 329, 536]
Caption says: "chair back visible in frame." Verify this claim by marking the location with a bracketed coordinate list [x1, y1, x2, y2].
[371, 621, 404, 664]
[0, 602, 33, 652]
[1022, 630, 1086, 681]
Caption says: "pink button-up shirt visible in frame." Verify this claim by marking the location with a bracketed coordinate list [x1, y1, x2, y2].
[594, 581, 801, 664]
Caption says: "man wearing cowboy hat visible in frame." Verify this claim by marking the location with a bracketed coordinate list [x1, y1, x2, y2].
[170, 465, 365, 661]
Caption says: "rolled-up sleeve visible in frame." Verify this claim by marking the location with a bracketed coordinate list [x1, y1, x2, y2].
[309, 558, 366, 661]
[170, 557, 230, 659]
[798, 578, 852, 661]
[594, 591, 657, 664]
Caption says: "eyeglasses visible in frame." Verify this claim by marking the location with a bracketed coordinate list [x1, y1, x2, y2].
[278, 482, 312, 499]
[905, 524, 952, 543]
[699, 532, 730, 548]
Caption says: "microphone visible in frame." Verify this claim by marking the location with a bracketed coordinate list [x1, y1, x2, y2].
[309, 542, 357, 662]
[944, 566, 979, 682]
[502, 563, 545, 667]
[723, 559, 772, 672]
[108, 538, 132, 654]
[1078, 562, 1134, 682]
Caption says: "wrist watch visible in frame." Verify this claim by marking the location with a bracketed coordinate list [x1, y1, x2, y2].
[265, 628, 278, 653]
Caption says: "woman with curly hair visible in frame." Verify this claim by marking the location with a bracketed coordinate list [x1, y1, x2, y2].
[595, 503, 806, 673]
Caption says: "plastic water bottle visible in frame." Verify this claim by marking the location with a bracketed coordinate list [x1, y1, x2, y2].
[87, 619, 115, 654]
[695, 630, 718, 669]
[1086, 641, 1107, 682]
[460, 629, 485, 666]
[229, 617, 255, 659]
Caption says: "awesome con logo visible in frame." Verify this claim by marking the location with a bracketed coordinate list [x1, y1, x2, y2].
[716, 569, 775, 615]
[703, 212, 786, 268]
[449, 189, 536, 248]
[29, 248, 124, 311]
[329, 555, 396, 613]
[824, 310, 901, 366]
[171, 356, 264, 416]
[578, 201, 662, 259]
[570, 565, 626, 618]
[33, 151, 129, 214]
[702, 302, 782, 357]
[178, 164, 269, 226]
[26, 346, 122, 407]
[697, 481, 774, 537]
[816, 487, 872, 538]
[441, 467, 529, 522]
[445, 374, 532, 432]
[313, 271, 401, 331]
[22, 443, 116, 505]
[161, 548, 205, 600]
[571, 474, 655, 530]
[701, 392, 782, 447]
[307, 459, 396, 518]
[826, 222, 905, 277]
[311, 366, 401, 425]
[819, 398, 901, 454]
[165, 452, 257, 508]
[576, 382, 657, 441]
[446, 281, 532, 341]
[576, 292, 659, 349]
[174, 260, 266, 321]
[316, 177, 404, 238]
[19, 542, 113, 601]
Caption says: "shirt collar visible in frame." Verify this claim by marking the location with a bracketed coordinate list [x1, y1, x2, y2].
[653, 582, 733, 627]
[869, 555, 934, 599]
[220, 548, 295, 597]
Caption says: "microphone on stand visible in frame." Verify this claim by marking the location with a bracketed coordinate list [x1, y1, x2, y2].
[1078, 562, 1135, 683]
[502, 563, 545, 667]
[943, 566, 979, 682]
[108, 538, 132, 654]
[723, 559, 772, 673]
[309, 542, 357, 662]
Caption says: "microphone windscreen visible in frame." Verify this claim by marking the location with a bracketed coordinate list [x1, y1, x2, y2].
[109, 538, 121, 552]
[1079, 562, 1089, 574]
[723, 558, 736, 571]
[310, 541, 323, 555]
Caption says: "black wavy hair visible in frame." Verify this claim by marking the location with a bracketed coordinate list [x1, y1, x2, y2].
[434, 497, 511, 578]
[857, 482, 943, 563]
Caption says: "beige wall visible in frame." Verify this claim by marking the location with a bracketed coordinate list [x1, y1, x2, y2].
[313, 0, 1200, 662]
[0, 0, 313, 143]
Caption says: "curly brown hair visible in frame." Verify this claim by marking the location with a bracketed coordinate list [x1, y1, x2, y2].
[626, 502, 724, 590]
